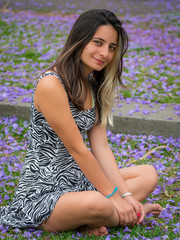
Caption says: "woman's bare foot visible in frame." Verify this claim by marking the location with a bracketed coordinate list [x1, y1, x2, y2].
[143, 203, 163, 217]
[78, 225, 108, 237]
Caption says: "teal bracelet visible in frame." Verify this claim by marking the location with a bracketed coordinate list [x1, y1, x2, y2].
[106, 187, 118, 198]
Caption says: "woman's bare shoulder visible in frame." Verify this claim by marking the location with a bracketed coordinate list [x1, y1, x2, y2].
[34, 73, 68, 112]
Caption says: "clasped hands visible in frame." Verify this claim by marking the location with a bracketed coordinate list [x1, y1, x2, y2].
[110, 194, 145, 227]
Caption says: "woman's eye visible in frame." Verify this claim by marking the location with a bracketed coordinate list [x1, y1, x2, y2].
[94, 41, 102, 46]
[109, 45, 116, 51]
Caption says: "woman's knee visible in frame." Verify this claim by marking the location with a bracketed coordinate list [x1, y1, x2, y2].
[142, 165, 159, 190]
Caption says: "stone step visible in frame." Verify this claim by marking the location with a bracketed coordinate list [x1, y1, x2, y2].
[0, 95, 179, 138]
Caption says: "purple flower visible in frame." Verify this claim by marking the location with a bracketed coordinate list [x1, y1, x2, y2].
[105, 235, 116, 240]
[173, 228, 179, 234]
[12, 123, 18, 129]
[6, 182, 15, 186]
[23, 231, 32, 237]
[123, 226, 132, 233]
[46, 2, 52, 6]
[142, 109, 150, 115]
[117, 104, 123, 107]
[174, 106, 180, 111]
[151, 110, 158, 113]
[152, 185, 161, 195]
[160, 103, 167, 110]
[174, 112, 180, 116]
[134, 107, 140, 112]
[14, 228, 20, 233]
[126, 99, 131, 104]
[21, 97, 31, 103]
[4, 194, 10, 200]
[128, 110, 134, 115]
[149, 103, 154, 108]
[34, 230, 43, 237]
[76, 232, 83, 237]
[166, 178, 176, 185]
[0, 170, 5, 179]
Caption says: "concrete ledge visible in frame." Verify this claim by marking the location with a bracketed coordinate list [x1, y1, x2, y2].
[0, 99, 180, 138]
[107, 115, 180, 138]
[0, 101, 30, 120]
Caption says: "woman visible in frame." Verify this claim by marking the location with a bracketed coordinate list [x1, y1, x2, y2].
[0, 9, 162, 237]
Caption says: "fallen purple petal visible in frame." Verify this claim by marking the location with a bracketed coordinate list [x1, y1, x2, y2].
[142, 109, 150, 115]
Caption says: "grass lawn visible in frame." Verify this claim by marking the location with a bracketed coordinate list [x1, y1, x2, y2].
[0, 11, 179, 104]
[0, 116, 179, 239]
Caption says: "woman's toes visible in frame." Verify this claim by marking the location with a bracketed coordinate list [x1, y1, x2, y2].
[98, 226, 108, 235]
[78, 225, 108, 237]
[143, 203, 163, 216]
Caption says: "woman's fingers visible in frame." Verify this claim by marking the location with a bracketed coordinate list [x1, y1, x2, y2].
[137, 204, 145, 224]
[116, 208, 131, 226]
[123, 196, 146, 225]
[133, 205, 141, 225]
[118, 212, 125, 226]
[123, 213, 130, 226]
[133, 202, 145, 224]
[131, 209, 138, 226]
[123, 206, 137, 226]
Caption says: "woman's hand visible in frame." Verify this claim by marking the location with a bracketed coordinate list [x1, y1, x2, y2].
[123, 195, 145, 225]
[109, 193, 138, 227]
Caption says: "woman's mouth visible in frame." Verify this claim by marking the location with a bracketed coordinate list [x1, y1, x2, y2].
[93, 57, 105, 65]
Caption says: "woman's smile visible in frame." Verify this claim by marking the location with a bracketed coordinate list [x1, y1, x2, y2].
[92, 57, 105, 65]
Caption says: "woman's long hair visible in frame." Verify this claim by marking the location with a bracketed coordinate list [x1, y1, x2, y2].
[48, 9, 128, 126]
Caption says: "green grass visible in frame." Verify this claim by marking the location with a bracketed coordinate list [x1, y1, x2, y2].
[0, 119, 179, 239]
[0, 12, 179, 104]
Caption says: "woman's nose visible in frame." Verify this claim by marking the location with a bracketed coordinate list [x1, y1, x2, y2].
[99, 46, 109, 58]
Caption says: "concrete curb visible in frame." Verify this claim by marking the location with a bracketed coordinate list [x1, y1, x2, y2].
[0, 96, 179, 138]
[0, 101, 31, 121]
[108, 101, 180, 138]
[108, 115, 180, 138]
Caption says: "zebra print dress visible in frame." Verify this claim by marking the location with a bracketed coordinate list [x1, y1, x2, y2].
[0, 72, 96, 228]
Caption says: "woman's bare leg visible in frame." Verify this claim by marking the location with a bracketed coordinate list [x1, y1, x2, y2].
[41, 191, 119, 236]
[41, 164, 161, 236]
[120, 164, 163, 215]
[119, 164, 158, 201]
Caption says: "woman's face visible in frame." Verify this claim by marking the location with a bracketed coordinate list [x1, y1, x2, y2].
[80, 25, 118, 76]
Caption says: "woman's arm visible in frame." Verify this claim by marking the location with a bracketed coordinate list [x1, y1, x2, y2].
[87, 124, 145, 224]
[87, 124, 130, 195]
